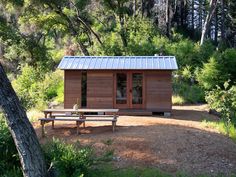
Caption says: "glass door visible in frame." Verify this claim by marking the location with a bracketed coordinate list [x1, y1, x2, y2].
[114, 72, 144, 109]
[115, 73, 128, 108]
[131, 73, 143, 108]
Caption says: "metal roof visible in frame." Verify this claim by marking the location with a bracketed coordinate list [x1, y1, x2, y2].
[58, 56, 178, 70]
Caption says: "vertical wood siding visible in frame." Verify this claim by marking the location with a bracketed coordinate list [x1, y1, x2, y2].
[64, 70, 81, 108]
[63, 70, 172, 112]
[87, 71, 113, 108]
[146, 71, 172, 112]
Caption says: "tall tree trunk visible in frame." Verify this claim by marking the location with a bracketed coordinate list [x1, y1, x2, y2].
[220, 0, 225, 41]
[191, 0, 195, 33]
[166, 0, 170, 37]
[133, 0, 137, 17]
[199, 0, 203, 31]
[200, 0, 219, 45]
[0, 63, 48, 177]
[214, 6, 218, 43]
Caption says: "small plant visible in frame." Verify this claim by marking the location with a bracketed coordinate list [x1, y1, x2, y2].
[0, 114, 21, 176]
[101, 139, 114, 146]
[43, 138, 94, 177]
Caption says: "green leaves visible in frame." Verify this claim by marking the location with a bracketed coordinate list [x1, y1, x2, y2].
[206, 81, 236, 134]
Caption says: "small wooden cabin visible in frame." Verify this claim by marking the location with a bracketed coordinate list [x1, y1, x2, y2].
[58, 56, 178, 115]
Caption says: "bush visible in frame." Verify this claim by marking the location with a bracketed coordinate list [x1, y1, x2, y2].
[172, 95, 185, 105]
[206, 82, 236, 134]
[12, 64, 43, 109]
[43, 139, 94, 177]
[196, 57, 227, 90]
[173, 81, 205, 104]
[196, 49, 236, 90]
[220, 49, 236, 82]
[0, 114, 21, 176]
[13, 65, 64, 110]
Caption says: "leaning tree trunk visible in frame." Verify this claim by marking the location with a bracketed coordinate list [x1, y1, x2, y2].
[200, 0, 219, 45]
[0, 63, 48, 177]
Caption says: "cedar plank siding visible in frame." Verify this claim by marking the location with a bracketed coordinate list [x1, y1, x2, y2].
[64, 70, 172, 113]
[146, 71, 172, 112]
[64, 71, 81, 108]
[87, 71, 113, 108]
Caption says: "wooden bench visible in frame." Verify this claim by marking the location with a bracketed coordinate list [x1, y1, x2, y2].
[39, 116, 117, 137]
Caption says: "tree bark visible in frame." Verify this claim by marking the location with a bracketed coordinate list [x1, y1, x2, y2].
[0, 63, 48, 177]
[220, 0, 225, 41]
[214, 6, 218, 43]
[191, 0, 194, 33]
[166, 0, 170, 37]
[200, 0, 219, 45]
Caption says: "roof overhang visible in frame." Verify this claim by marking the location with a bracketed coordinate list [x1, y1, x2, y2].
[58, 56, 178, 70]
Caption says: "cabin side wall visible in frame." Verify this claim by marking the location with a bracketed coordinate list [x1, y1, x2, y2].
[87, 71, 113, 108]
[64, 70, 81, 108]
[145, 71, 172, 112]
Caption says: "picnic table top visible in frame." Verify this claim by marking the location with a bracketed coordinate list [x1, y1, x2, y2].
[44, 108, 119, 113]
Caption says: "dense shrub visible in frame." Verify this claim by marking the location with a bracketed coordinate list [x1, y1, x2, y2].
[196, 49, 236, 90]
[12, 65, 64, 110]
[43, 139, 94, 177]
[173, 81, 205, 104]
[0, 114, 22, 177]
[196, 57, 227, 90]
[206, 82, 236, 134]
[219, 49, 236, 82]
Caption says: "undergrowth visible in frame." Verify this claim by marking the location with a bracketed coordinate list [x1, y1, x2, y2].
[201, 119, 236, 141]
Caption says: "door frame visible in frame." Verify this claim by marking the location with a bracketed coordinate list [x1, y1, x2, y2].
[113, 71, 145, 109]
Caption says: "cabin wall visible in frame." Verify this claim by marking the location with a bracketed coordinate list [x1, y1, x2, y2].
[87, 71, 113, 108]
[63, 70, 173, 112]
[64, 70, 81, 108]
[145, 71, 172, 112]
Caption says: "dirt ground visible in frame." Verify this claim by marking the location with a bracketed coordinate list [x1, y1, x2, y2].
[33, 105, 236, 176]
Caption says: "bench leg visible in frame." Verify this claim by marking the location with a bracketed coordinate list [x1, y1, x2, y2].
[76, 121, 80, 135]
[52, 120, 54, 129]
[112, 121, 115, 132]
[41, 121, 45, 137]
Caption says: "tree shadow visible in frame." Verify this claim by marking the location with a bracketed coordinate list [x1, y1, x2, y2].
[35, 121, 236, 176]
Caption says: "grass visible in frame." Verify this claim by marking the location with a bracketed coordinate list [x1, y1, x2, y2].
[201, 119, 236, 141]
[26, 109, 44, 122]
[172, 95, 185, 105]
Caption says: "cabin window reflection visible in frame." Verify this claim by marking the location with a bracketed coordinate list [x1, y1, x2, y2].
[116, 73, 127, 104]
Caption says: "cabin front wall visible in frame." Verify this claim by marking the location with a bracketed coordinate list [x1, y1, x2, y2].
[145, 71, 172, 112]
[64, 70, 172, 112]
[64, 70, 81, 108]
[87, 71, 113, 108]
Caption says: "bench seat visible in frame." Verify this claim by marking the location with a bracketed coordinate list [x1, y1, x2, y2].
[39, 116, 117, 137]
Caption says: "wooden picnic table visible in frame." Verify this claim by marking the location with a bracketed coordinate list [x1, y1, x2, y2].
[40, 108, 119, 137]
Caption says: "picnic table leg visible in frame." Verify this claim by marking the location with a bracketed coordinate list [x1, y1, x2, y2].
[41, 121, 45, 137]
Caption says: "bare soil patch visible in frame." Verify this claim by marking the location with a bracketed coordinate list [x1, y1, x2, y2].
[33, 105, 236, 176]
